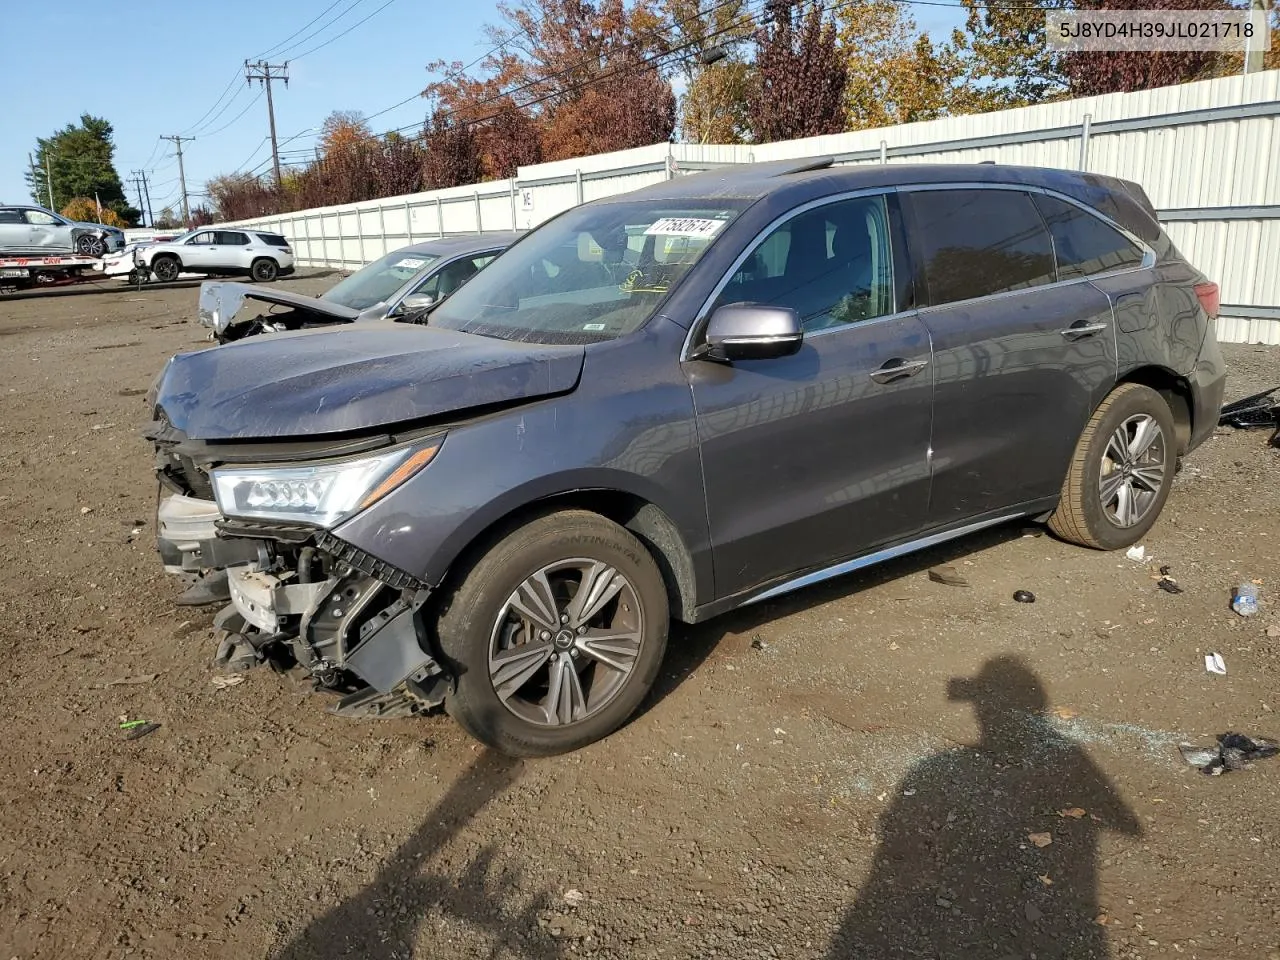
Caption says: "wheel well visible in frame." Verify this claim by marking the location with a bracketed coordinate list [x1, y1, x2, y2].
[1118, 367, 1193, 454]
[446, 491, 699, 623]
[153, 252, 181, 268]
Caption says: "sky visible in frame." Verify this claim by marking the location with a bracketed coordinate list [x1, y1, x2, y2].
[0, 0, 965, 216]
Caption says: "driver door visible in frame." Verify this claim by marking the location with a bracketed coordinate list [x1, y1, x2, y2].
[683, 193, 935, 600]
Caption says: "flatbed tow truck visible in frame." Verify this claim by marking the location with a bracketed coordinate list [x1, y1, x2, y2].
[0, 252, 107, 292]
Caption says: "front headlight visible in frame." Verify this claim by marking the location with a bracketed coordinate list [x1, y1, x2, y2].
[211, 437, 444, 528]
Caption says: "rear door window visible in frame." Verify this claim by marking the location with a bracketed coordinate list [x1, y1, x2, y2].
[904, 189, 1056, 306]
[217, 231, 249, 245]
[0, 208, 23, 224]
[1033, 194, 1146, 279]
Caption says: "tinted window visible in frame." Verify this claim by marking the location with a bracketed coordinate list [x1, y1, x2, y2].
[906, 189, 1055, 305]
[714, 194, 896, 332]
[0, 209, 23, 224]
[217, 231, 249, 245]
[1033, 194, 1145, 279]
[258, 233, 291, 247]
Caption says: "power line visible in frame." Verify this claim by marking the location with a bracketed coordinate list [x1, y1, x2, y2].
[201, 88, 265, 139]
[251, 0, 348, 59]
[181, 69, 246, 136]
[270, 0, 370, 60]
[187, 84, 250, 138]
[290, 0, 400, 60]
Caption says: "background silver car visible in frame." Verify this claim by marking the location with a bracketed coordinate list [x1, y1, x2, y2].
[0, 204, 125, 257]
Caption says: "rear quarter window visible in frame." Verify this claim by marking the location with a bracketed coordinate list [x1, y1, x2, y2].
[258, 234, 291, 247]
[1032, 194, 1146, 279]
[905, 189, 1056, 305]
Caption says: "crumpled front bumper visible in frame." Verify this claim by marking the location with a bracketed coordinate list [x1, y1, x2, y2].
[155, 493, 448, 701]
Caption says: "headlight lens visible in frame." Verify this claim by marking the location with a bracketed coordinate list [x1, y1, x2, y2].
[211, 437, 443, 528]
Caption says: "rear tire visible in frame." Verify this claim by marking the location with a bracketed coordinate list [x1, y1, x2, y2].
[434, 510, 669, 757]
[250, 258, 279, 282]
[151, 256, 180, 282]
[1048, 383, 1177, 550]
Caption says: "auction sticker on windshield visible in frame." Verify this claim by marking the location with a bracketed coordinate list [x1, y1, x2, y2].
[644, 217, 727, 239]
[395, 258, 428, 269]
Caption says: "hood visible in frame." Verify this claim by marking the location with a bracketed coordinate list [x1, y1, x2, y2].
[154, 322, 585, 440]
[199, 281, 359, 334]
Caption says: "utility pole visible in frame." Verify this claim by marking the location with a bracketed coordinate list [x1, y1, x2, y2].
[161, 135, 194, 228]
[44, 153, 55, 210]
[130, 170, 150, 226]
[141, 171, 154, 228]
[1244, 0, 1268, 74]
[244, 60, 289, 184]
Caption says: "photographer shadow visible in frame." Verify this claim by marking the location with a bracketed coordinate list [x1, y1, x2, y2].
[825, 656, 1142, 960]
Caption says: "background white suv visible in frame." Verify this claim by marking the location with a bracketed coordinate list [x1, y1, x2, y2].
[136, 228, 295, 283]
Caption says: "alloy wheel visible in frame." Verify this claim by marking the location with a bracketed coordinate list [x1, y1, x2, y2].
[1098, 413, 1166, 528]
[77, 235, 106, 257]
[488, 558, 644, 727]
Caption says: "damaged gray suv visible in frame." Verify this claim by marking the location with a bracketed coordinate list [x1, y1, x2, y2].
[147, 159, 1226, 756]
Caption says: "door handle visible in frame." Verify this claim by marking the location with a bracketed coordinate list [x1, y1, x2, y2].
[1059, 321, 1108, 340]
[869, 358, 929, 384]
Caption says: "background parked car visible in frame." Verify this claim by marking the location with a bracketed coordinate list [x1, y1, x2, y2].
[94, 239, 179, 282]
[0, 204, 125, 257]
[199, 232, 522, 341]
[135, 228, 295, 283]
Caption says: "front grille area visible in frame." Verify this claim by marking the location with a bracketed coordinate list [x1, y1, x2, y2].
[316, 532, 424, 592]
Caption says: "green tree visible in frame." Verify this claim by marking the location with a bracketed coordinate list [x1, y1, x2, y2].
[26, 114, 139, 225]
[664, 0, 754, 143]
[946, 0, 1070, 110]
[837, 0, 958, 129]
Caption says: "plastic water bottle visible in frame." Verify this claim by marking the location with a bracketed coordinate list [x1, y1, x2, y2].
[1232, 583, 1259, 617]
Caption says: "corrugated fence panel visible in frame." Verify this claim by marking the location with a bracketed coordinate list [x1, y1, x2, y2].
[225, 70, 1280, 342]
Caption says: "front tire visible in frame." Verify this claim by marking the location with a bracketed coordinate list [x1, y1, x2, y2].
[76, 234, 106, 258]
[151, 256, 180, 282]
[1048, 383, 1177, 550]
[434, 510, 669, 757]
[250, 258, 279, 282]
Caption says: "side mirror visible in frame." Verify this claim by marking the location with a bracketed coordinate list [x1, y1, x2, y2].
[699, 303, 803, 362]
[398, 293, 436, 315]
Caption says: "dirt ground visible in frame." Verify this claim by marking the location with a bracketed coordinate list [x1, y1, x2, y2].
[1, 276, 1278, 960]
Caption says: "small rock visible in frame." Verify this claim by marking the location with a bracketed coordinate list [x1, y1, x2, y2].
[1025, 902, 1043, 923]
[563, 889, 586, 907]
[1266, 625, 1280, 639]
[1028, 832, 1053, 848]
[928, 565, 968, 587]
[936, 897, 952, 908]
[79, 506, 92, 515]
[1058, 807, 1087, 819]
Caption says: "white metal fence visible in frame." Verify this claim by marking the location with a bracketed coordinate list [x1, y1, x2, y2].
[230, 69, 1280, 345]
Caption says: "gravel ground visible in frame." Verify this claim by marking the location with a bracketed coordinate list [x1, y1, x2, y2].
[1, 278, 1278, 960]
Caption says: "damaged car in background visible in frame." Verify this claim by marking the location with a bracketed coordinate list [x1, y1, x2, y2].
[145, 158, 1226, 757]
[198, 232, 520, 342]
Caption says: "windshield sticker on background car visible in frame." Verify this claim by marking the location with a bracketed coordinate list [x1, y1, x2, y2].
[582, 323, 607, 331]
[394, 257, 428, 269]
[643, 217, 727, 239]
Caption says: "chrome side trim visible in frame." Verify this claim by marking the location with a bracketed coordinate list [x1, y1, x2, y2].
[741, 512, 1024, 606]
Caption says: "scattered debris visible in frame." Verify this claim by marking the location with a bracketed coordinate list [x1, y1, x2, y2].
[1058, 807, 1087, 819]
[102, 673, 158, 687]
[121, 720, 161, 741]
[928, 565, 969, 587]
[1028, 832, 1053, 848]
[1157, 576, 1183, 594]
[1232, 583, 1260, 617]
[1126, 545, 1146, 562]
[1217, 386, 1279, 440]
[1159, 564, 1172, 577]
[79, 506, 92, 515]
[563, 889, 586, 907]
[1204, 653, 1227, 675]
[210, 674, 245, 689]
[1179, 732, 1279, 775]
[750, 635, 767, 651]
[1038, 874, 1054, 886]
[1013, 590, 1036, 603]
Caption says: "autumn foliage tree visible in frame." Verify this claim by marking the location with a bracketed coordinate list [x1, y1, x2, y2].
[60, 198, 127, 227]
[423, 111, 485, 189]
[748, 0, 849, 142]
[664, 0, 754, 143]
[1062, 0, 1234, 96]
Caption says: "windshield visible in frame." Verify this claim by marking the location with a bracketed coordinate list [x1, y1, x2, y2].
[321, 248, 440, 311]
[431, 199, 748, 344]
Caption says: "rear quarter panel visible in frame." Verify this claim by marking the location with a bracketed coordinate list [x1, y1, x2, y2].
[1090, 260, 1207, 379]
